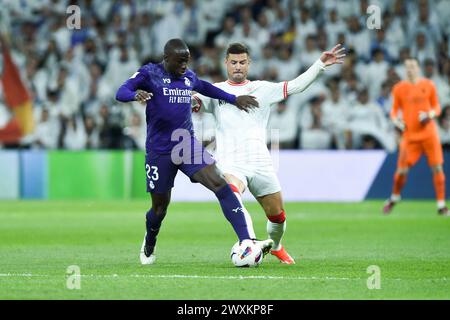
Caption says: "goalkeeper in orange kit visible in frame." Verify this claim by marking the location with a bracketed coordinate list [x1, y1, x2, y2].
[384, 58, 448, 216]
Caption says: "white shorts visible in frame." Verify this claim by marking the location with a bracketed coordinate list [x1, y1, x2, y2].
[217, 162, 281, 198]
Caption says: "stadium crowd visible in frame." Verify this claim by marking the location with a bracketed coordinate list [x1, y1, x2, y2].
[0, 0, 449, 151]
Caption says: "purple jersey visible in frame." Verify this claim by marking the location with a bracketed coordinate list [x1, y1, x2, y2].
[116, 62, 236, 154]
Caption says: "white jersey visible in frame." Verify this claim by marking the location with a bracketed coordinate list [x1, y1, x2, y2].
[193, 80, 287, 167]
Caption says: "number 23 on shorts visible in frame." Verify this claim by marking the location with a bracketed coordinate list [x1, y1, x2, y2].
[145, 164, 159, 189]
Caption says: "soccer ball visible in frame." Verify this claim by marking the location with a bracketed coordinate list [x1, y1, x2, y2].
[230, 239, 263, 267]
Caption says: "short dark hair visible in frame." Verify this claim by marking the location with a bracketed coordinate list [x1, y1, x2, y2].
[226, 43, 249, 57]
[164, 38, 189, 56]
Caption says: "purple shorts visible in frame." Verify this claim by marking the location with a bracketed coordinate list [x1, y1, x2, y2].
[145, 137, 215, 193]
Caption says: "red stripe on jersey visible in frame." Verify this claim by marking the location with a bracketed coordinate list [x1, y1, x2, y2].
[283, 81, 288, 99]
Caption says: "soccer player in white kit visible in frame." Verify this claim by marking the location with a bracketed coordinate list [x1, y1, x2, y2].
[193, 43, 345, 264]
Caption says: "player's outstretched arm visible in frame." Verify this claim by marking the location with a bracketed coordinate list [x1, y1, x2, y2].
[116, 70, 153, 104]
[320, 44, 346, 67]
[286, 44, 346, 96]
[194, 79, 259, 113]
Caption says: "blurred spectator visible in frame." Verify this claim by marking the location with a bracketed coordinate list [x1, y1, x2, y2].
[376, 81, 394, 117]
[345, 15, 371, 61]
[324, 9, 347, 48]
[347, 88, 395, 151]
[47, 66, 80, 118]
[298, 35, 321, 69]
[267, 100, 298, 149]
[363, 48, 390, 100]
[411, 32, 436, 65]
[438, 105, 450, 150]
[214, 16, 237, 51]
[123, 111, 146, 150]
[299, 96, 332, 149]
[180, 0, 207, 49]
[84, 115, 100, 149]
[98, 44, 139, 100]
[423, 59, 447, 103]
[293, 6, 317, 53]
[322, 87, 350, 149]
[31, 108, 60, 149]
[251, 44, 278, 80]
[275, 45, 301, 82]
[192, 111, 215, 147]
[383, 11, 406, 62]
[62, 115, 87, 150]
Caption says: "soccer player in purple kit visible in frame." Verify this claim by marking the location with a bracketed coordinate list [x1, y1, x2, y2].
[116, 39, 273, 265]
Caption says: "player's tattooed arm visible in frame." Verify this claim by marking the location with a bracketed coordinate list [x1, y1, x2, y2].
[135, 89, 153, 105]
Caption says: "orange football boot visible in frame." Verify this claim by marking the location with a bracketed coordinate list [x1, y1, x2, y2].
[271, 246, 295, 264]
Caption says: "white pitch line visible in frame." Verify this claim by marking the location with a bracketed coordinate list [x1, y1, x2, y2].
[0, 273, 50, 277]
[0, 273, 449, 282]
[0, 273, 355, 281]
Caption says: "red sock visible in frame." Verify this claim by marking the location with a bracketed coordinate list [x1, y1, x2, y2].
[268, 211, 286, 224]
[433, 171, 446, 201]
[393, 173, 407, 196]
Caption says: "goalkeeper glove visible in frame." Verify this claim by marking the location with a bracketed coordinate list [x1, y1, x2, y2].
[419, 110, 436, 124]
[392, 118, 405, 132]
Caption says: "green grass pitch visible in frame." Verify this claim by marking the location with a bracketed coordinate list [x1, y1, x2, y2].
[0, 200, 449, 299]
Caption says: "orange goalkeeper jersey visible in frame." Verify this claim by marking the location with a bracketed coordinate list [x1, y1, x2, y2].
[390, 78, 441, 141]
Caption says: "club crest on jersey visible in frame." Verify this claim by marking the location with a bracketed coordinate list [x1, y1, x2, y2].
[184, 77, 191, 86]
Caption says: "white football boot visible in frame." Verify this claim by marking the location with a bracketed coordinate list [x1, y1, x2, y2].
[139, 235, 156, 265]
[253, 239, 274, 257]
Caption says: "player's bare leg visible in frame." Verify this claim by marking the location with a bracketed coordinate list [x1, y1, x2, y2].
[140, 191, 171, 265]
[257, 192, 295, 264]
[384, 167, 409, 214]
[431, 165, 449, 216]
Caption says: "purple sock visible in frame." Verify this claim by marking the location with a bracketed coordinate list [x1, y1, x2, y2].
[215, 185, 251, 242]
[145, 208, 164, 247]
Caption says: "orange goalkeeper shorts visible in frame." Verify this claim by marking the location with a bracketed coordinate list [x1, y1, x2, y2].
[397, 135, 444, 168]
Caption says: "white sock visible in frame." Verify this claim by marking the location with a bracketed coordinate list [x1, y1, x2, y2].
[391, 194, 401, 202]
[231, 189, 256, 239]
[437, 200, 446, 209]
[267, 220, 286, 251]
